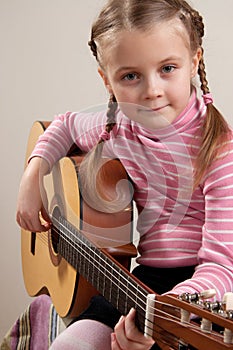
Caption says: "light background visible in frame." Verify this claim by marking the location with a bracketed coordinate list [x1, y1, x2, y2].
[0, 0, 232, 339]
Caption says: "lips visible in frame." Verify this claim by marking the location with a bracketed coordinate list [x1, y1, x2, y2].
[139, 105, 166, 113]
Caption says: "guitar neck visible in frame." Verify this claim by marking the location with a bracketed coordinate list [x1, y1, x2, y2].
[56, 216, 233, 349]
[57, 215, 150, 333]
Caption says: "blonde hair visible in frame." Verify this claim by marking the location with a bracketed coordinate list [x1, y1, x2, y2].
[81, 0, 230, 206]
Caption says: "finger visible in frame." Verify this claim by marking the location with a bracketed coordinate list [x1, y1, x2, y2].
[114, 315, 127, 348]
[111, 333, 121, 350]
[40, 206, 52, 229]
[16, 211, 49, 232]
[123, 308, 139, 340]
[124, 309, 155, 348]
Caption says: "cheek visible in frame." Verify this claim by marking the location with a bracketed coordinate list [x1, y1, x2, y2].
[115, 91, 135, 104]
[110, 83, 139, 104]
[172, 86, 191, 115]
[118, 102, 137, 118]
[173, 75, 192, 99]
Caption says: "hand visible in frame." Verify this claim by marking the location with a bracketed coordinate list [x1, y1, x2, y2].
[16, 157, 51, 232]
[111, 308, 155, 350]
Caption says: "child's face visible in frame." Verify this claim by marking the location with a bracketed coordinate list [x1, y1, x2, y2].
[99, 20, 201, 129]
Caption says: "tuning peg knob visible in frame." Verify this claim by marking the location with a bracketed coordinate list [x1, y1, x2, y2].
[199, 289, 216, 300]
[222, 292, 233, 344]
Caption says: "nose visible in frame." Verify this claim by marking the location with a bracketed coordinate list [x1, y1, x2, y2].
[143, 77, 163, 100]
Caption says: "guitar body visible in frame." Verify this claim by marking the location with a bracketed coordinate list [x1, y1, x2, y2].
[21, 121, 134, 318]
[21, 122, 233, 349]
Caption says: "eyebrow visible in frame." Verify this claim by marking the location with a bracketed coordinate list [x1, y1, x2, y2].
[114, 56, 183, 75]
[159, 56, 183, 64]
[114, 66, 138, 75]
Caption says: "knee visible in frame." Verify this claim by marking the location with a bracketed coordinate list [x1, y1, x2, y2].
[50, 319, 112, 350]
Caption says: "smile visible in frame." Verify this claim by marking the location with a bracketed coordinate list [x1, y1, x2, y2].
[138, 105, 167, 113]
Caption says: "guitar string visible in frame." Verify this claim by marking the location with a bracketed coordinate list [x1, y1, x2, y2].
[33, 222, 181, 330]
[55, 217, 149, 311]
[34, 224, 149, 314]
[35, 219, 229, 329]
[24, 229, 229, 348]
[33, 235, 183, 345]
[32, 222, 228, 346]
[33, 229, 227, 347]
[33, 226, 218, 330]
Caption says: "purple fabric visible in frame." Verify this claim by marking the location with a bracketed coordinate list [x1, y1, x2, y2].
[7, 295, 57, 350]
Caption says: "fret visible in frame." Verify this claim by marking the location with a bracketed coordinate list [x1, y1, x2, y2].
[109, 260, 114, 303]
[112, 269, 120, 310]
[94, 252, 100, 292]
[104, 259, 115, 303]
[138, 284, 148, 310]
[118, 273, 128, 314]
[98, 255, 107, 295]
[82, 245, 89, 280]
[94, 248, 105, 292]
[70, 230, 77, 268]
[98, 269, 105, 295]
[123, 275, 130, 314]
[89, 248, 95, 286]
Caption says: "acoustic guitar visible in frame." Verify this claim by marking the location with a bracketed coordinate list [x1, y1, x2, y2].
[21, 121, 233, 349]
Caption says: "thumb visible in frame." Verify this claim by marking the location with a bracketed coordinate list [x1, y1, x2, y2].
[40, 205, 52, 228]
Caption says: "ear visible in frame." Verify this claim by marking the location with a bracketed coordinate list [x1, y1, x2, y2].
[98, 67, 113, 94]
[191, 47, 202, 78]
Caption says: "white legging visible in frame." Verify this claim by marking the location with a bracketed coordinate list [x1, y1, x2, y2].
[49, 319, 112, 350]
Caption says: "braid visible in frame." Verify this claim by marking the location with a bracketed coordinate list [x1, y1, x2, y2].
[106, 94, 117, 127]
[98, 94, 118, 143]
[189, 7, 204, 42]
[168, 1, 230, 187]
[198, 51, 210, 95]
[187, 7, 209, 95]
[189, 12, 230, 188]
[106, 94, 117, 132]
[79, 94, 118, 212]
[88, 38, 98, 61]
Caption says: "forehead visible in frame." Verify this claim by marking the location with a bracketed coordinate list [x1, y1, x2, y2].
[101, 19, 191, 69]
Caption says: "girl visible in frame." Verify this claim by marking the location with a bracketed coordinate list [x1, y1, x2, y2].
[16, 0, 233, 349]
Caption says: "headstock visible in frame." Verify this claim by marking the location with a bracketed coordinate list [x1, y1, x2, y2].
[149, 290, 233, 349]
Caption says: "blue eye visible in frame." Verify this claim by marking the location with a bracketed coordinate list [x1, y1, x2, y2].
[122, 73, 138, 81]
[162, 65, 175, 73]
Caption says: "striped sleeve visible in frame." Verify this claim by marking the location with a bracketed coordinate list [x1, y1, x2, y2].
[30, 111, 107, 170]
[170, 143, 233, 300]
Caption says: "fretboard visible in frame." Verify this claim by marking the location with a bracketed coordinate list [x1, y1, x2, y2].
[57, 215, 149, 332]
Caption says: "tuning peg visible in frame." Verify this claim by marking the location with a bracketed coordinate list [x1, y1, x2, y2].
[180, 289, 216, 304]
[199, 290, 216, 334]
[222, 292, 233, 311]
[199, 289, 216, 299]
[203, 300, 222, 312]
[222, 292, 233, 344]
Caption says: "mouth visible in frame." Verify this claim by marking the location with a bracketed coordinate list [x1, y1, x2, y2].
[138, 105, 167, 113]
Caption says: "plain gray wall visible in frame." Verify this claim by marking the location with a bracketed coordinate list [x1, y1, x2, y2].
[0, 0, 232, 340]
